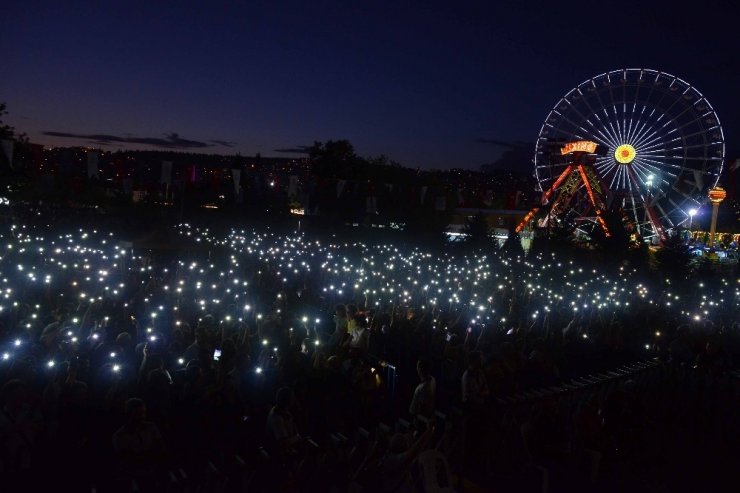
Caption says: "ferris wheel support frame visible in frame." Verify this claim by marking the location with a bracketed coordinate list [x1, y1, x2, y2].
[625, 165, 666, 244]
[516, 148, 610, 238]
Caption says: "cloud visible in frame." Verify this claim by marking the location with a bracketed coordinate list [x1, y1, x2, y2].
[475, 138, 531, 148]
[209, 139, 235, 147]
[273, 146, 310, 154]
[43, 131, 234, 149]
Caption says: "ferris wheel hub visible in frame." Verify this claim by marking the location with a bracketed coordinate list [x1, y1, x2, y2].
[614, 144, 636, 164]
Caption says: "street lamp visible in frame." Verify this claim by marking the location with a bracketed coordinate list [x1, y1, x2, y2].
[688, 208, 697, 230]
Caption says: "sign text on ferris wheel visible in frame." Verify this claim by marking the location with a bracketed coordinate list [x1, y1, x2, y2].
[560, 140, 598, 155]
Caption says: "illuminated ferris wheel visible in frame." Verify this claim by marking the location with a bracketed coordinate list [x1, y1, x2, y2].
[533, 68, 725, 241]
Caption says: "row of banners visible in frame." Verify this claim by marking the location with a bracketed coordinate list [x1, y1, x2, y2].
[84, 157, 523, 211]
[1, 140, 13, 168]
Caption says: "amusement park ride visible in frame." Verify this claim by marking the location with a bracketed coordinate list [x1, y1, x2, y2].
[516, 69, 725, 244]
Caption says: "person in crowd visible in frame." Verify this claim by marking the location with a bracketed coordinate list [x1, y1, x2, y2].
[409, 359, 436, 419]
[380, 424, 435, 492]
[328, 304, 348, 350]
[349, 314, 370, 353]
[462, 351, 490, 409]
[0, 379, 40, 480]
[112, 397, 165, 487]
[266, 386, 302, 459]
[0, 208, 736, 492]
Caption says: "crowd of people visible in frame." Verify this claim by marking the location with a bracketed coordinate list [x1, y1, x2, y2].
[0, 205, 737, 492]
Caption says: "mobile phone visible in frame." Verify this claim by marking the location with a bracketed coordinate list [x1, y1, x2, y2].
[213, 349, 222, 361]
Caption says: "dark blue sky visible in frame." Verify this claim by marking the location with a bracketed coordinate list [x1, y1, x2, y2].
[2, 0, 738, 170]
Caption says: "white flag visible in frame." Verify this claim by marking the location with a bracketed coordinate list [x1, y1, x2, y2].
[87, 151, 99, 178]
[232, 168, 241, 195]
[160, 161, 173, 185]
[1, 140, 13, 169]
[288, 175, 298, 196]
[483, 189, 493, 206]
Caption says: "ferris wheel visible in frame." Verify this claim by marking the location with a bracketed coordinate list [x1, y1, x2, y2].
[533, 68, 725, 241]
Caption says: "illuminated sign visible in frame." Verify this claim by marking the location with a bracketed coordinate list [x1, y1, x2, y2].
[560, 140, 598, 155]
[614, 144, 636, 164]
[708, 187, 726, 203]
[290, 208, 305, 215]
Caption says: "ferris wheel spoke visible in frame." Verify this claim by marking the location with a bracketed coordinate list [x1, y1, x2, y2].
[608, 165, 621, 190]
[640, 124, 721, 153]
[660, 98, 711, 131]
[633, 156, 681, 175]
[625, 101, 640, 143]
[625, 77, 644, 143]
[590, 114, 621, 148]
[631, 118, 682, 152]
[630, 82, 675, 141]
[632, 113, 672, 148]
[596, 160, 619, 181]
[654, 202, 674, 227]
[625, 174, 640, 224]
[636, 113, 717, 151]
[630, 83, 685, 145]
[614, 105, 625, 143]
[670, 185, 703, 206]
[605, 80, 625, 142]
[561, 96, 621, 149]
[629, 161, 652, 184]
[594, 156, 615, 170]
[636, 131, 681, 153]
[573, 87, 622, 148]
[619, 165, 629, 190]
[651, 156, 723, 165]
[629, 113, 666, 148]
[589, 79, 623, 144]
[628, 107, 657, 145]
[621, 165, 631, 190]
[554, 105, 616, 149]
[667, 197, 688, 214]
[640, 155, 722, 164]
[550, 109, 592, 138]
[640, 141, 725, 155]
[627, 72, 661, 142]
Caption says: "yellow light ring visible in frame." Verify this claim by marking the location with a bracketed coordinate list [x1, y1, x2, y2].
[615, 144, 636, 164]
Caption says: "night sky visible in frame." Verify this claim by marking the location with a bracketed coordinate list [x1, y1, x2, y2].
[2, 0, 738, 170]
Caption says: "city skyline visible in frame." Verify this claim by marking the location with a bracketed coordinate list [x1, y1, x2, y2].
[2, 0, 738, 170]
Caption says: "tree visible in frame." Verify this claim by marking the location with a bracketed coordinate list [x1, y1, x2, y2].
[404, 211, 450, 250]
[0, 102, 28, 142]
[587, 210, 632, 265]
[655, 231, 692, 280]
[309, 140, 359, 177]
[501, 226, 525, 257]
[462, 213, 492, 247]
